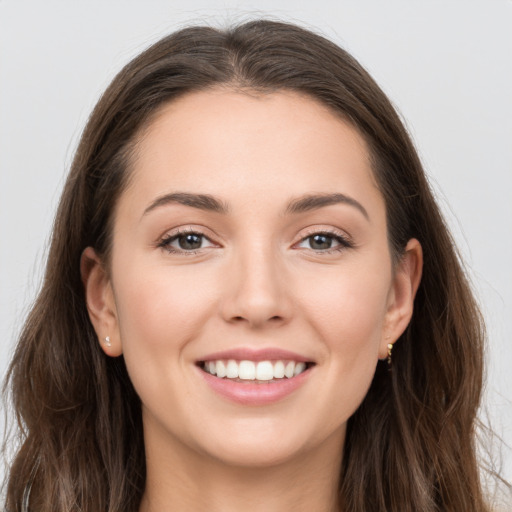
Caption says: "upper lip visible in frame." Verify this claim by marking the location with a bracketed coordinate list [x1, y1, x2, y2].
[197, 347, 314, 363]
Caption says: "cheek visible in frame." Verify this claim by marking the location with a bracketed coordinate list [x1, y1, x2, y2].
[110, 257, 222, 430]
[298, 260, 391, 372]
[111, 256, 219, 358]
[299, 265, 391, 426]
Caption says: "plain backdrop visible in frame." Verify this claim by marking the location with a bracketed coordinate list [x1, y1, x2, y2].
[1, 0, 511, 490]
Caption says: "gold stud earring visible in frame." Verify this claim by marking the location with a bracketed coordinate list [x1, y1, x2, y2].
[104, 336, 112, 347]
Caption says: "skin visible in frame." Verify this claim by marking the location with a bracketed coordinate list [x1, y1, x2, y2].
[82, 89, 422, 512]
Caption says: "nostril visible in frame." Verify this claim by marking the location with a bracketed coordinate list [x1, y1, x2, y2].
[231, 315, 282, 323]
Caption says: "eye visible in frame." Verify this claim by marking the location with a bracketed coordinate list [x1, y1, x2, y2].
[296, 231, 353, 252]
[158, 230, 216, 253]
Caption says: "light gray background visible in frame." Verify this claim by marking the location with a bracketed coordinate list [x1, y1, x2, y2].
[1, 0, 511, 490]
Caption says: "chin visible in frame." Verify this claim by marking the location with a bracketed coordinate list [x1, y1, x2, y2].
[192, 417, 340, 470]
[205, 436, 308, 469]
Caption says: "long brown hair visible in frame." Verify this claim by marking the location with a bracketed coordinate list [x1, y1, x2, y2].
[3, 20, 492, 511]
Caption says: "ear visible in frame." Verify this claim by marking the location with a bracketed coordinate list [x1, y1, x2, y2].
[379, 238, 423, 359]
[80, 247, 123, 357]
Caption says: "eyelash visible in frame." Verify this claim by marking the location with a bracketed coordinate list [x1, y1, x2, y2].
[295, 229, 354, 254]
[157, 228, 354, 255]
[157, 228, 213, 255]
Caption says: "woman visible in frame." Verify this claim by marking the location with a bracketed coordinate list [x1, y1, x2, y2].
[3, 20, 494, 511]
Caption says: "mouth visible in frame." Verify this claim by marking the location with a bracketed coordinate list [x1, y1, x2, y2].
[195, 348, 316, 404]
[197, 359, 316, 384]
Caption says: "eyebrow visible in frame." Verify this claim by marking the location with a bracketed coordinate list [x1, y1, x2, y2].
[142, 191, 369, 221]
[143, 192, 229, 217]
[285, 193, 370, 220]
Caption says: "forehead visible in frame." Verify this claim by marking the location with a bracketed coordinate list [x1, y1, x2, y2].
[120, 88, 384, 219]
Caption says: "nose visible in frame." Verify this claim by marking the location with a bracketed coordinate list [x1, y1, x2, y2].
[220, 243, 292, 329]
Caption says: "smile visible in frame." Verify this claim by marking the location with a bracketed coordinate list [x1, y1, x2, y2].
[200, 359, 312, 382]
[196, 349, 316, 405]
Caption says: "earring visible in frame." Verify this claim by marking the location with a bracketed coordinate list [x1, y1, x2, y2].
[104, 336, 112, 347]
[387, 343, 393, 369]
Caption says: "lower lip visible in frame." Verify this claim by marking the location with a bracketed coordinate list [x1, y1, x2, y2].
[197, 366, 313, 405]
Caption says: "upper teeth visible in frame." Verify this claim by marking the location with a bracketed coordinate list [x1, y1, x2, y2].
[203, 360, 307, 380]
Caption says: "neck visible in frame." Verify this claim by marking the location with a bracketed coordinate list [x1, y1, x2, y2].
[139, 423, 344, 512]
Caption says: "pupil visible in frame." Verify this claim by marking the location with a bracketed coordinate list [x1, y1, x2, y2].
[179, 234, 202, 250]
[310, 234, 332, 250]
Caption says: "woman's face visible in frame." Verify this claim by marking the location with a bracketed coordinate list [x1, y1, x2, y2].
[86, 89, 420, 469]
